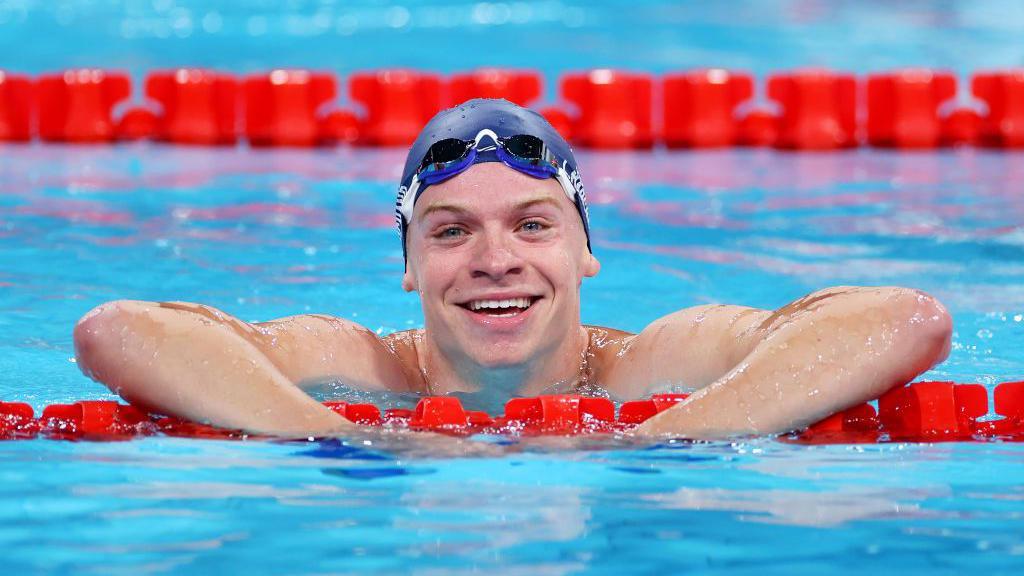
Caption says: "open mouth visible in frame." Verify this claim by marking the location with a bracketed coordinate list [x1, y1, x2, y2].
[459, 297, 540, 318]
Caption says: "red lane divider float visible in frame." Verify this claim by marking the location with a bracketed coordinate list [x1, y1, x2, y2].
[349, 69, 443, 146]
[663, 69, 753, 148]
[37, 69, 131, 143]
[4, 381, 1024, 444]
[978, 380, 1024, 436]
[39, 400, 153, 438]
[0, 402, 38, 439]
[867, 69, 957, 149]
[877, 381, 987, 440]
[448, 68, 542, 108]
[244, 69, 339, 147]
[548, 69, 654, 149]
[0, 71, 33, 142]
[767, 69, 858, 150]
[973, 71, 1024, 148]
[142, 69, 239, 145]
[4, 67, 1024, 149]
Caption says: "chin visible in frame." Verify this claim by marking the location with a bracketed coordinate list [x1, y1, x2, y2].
[465, 342, 532, 368]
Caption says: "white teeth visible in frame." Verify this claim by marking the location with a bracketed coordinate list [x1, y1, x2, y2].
[468, 297, 533, 311]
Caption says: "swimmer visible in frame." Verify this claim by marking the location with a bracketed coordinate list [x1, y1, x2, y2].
[72, 99, 952, 439]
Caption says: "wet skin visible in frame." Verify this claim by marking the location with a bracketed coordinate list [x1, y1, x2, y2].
[73, 163, 953, 440]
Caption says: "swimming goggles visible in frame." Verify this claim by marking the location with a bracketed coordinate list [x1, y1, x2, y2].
[396, 128, 583, 224]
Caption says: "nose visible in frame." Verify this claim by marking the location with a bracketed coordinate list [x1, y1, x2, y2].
[470, 227, 523, 280]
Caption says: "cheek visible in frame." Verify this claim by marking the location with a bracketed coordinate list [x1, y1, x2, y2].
[415, 252, 463, 294]
[535, 246, 582, 285]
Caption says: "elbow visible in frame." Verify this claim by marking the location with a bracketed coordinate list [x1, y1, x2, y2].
[886, 288, 953, 367]
[73, 300, 148, 385]
[74, 302, 112, 381]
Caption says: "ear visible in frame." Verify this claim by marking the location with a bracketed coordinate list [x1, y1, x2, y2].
[402, 266, 417, 292]
[582, 252, 600, 278]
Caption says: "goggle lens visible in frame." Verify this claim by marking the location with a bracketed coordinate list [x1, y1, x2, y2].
[419, 138, 474, 173]
[501, 134, 545, 163]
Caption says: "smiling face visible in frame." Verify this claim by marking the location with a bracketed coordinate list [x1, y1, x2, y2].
[402, 162, 600, 369]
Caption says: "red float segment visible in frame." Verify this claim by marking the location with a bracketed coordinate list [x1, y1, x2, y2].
[618, 393, 690, 424]
[972, 70, 1024, 148]
[448, 69, 542, 107]
[115, 108, 158, 141]
[146, 69, 239, 145]
[318, 110, 360, 145]
[466, 410, 494, 427]
[766, 70, 857, 150]
[737, 110, 779, 146]
[0, 401, 33, 422]
[618, 400, 658, 424]
[37, 69, 131, 143]
[383, 408, 414, 426]
[538, 106, 573, 140]
[410, 396, 469, 430]
[504, 394, 617, 433]
[349, 69, 444, 146]
[994, 381, 1024, 419]
[40, 400, 152, 437]
[0, 72, 33, 142]
[0, 401, 38, 438]
[244, 70, 337, 147]
[663, 69, 754, 148]
[972, 381, 1024, 436]
[787, 403, 881, 444]
[941, 108, 981, 146]
[878, 381, 988, 440]
[867, 69, 957, 149]
[559, 70, 654, 149]
[323, 401, 383, 425]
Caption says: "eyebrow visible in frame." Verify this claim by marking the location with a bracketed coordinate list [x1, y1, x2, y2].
[418, 196, 564, 220]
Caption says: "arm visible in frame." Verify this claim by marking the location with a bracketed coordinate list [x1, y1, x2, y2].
[73, 300, 413, 437]
[617, 286, 952, 438]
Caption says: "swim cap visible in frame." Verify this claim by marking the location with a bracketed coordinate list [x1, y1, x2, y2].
[396, 98, 590, 262]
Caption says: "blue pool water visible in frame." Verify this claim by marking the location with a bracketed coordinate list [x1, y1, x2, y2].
[3, 1, 1024, 573]
[2, 145, 1023, 574]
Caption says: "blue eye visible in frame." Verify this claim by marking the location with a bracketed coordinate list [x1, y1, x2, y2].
[438, 227, 464, 238]
[520, 220, 547, 233]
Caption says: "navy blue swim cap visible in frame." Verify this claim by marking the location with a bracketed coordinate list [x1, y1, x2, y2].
[396, 98, 590, 261]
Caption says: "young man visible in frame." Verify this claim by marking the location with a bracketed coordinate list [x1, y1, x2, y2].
[73, 99, 952, 439]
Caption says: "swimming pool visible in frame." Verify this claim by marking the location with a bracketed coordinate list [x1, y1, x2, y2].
[2, 143, 1023, 573]
[4, 1, 1024, 573]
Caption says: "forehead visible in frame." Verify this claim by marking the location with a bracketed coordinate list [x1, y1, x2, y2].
[412, 163, 568, 220]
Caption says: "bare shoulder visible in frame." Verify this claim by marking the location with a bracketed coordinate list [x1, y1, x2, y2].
[381, 328, 427, 385]
[596, 305, 771, 399]
[582, 325, 634, 398]
[249, 314, 422, 393]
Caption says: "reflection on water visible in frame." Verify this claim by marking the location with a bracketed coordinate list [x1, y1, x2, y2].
[643, 485, 944, 527]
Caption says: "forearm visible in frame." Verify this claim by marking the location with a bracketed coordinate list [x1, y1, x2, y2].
[73, 300, 354, 438]
[636, 287, 952, 438]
